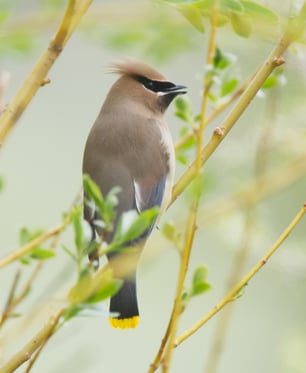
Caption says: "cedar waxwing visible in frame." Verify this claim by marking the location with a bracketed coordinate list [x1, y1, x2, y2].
[82, 60, 187, 329]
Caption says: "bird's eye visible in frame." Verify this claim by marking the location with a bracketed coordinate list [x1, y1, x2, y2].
[133, 75, 176, 93]
[144, 80, 155, 89]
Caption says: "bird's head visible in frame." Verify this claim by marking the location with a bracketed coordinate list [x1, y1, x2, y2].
[107, 59, 187, 114]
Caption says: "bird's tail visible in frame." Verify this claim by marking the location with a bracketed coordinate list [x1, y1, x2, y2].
[109, 278, 139, 329]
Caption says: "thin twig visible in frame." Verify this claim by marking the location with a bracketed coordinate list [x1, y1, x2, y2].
[0, 270, 21, 326]
[0, 309, 65, 373]
[153, 7, 220, 373]
[0, 198, 75, 331]
[175, 204, 306, 347]
[174, 69, 257, 151]
[154, 7, 306, 371]
[24, 310, 59, 373]
[0, 224, 65, 269]
[0, 0, 93, 146]
[15, 262, 43, 303]
[205, 208, 255, 373]
[161, 197, 199, 373]
[204, 88, 279, 372]
[170, 9, 306, 205]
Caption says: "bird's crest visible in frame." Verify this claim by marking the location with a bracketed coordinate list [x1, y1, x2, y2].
[109, 59, 167, 82]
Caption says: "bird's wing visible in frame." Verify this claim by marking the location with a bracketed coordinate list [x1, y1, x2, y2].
[133, 174, 167, 214]
[83, 116, 171, 242]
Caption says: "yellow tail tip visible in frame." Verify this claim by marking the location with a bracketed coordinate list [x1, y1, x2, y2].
[109, 316, 139, 329]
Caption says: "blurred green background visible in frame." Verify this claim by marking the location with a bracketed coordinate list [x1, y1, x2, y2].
[0, 1, 306, 372]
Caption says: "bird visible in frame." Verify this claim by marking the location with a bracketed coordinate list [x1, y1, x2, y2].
[82, 59, 187, 329]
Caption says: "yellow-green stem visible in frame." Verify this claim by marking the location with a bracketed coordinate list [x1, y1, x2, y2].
[170, 7, 306, 205]
[0, 309, 64, 373]
[0, 0, 92, 145]
[175, 204, 306, 346]
[0, 224, 64, 269]
[174, 68, 257, 152]
[160, 9, 219, 372]
[161, 198, 198, 372]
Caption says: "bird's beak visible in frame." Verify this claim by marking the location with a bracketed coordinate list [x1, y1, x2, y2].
[157, 84, 187, 96]
[165, 84, 187, 94]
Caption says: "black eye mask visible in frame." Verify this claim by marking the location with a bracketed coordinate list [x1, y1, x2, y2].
[133, 75, 176, 93]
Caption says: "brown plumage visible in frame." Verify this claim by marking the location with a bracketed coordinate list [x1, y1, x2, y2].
[82, 59, 187, 329]
[110, 59, 167, 81]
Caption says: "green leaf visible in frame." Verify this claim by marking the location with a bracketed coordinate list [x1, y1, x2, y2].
[19, 228, 31, 246]
[62, 305, 83, 322]
[175, 111, 190, 122]
[213, 48, 236, 70]
[102, 186, 121, 225]
[159, 1, 205, 32]
[161, 221, 182, 249]
[194, 0, 229, 26]
[175, 96, 190, 114]
[221, 0, 244, 14]
[72, 205, 84, 253]
[193, 0, 214, 11]
[177, 3, 205, 33]
[18, 227, 52, 265]
[262, 75, 278, 90]
[83, 174, 121, 231]
[83, 174, 104, 211]
[162, 221, 176, 241]
[176, 152, 190, 165]
[29, 248, 55, 260]
[19, 227, 44, 246]
[111, 207, 159, 251]
[220, 78, 239, 96]
[262, 68, 285, 90]
[125, 207, 159, 241]
[20, 257, 31, 265]
[241, 0, 279, 23]
[68, 268, 119, 305]
[191, 266, 211, 296]
[213, 47, 224, 68]
[87, 279, 122, 304]
[174, 96, 195, 125]
[83, 175, 121, 234]
[207, 91, 218, 104]
[229, 12, 252, 37]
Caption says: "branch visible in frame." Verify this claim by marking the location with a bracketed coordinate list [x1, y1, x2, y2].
[170, 9, 306, 204]
[175, 203, 306, 347]
[0, 309, 64, 373]
[152, 7, 220, 373]
[0, 262, 46, 329]
[0, 270, 21, 326]
[204, 89, 281, 372]
[155, 8, 306, 370]
[0, 0, 92, 146]
[0, 223, 64, 269]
